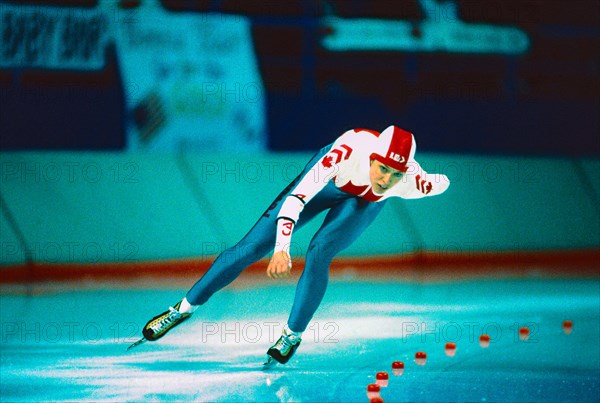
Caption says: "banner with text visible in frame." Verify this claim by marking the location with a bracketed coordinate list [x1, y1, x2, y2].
[0, 0, 266, 152]
[0, 3, 110, 70]
[111, 1, 266, 152]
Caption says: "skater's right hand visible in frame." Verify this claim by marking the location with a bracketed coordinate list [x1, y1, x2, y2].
[267, 251, 292, 279]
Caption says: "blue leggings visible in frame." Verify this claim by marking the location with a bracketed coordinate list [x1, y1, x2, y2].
[186, 147, 386, 332]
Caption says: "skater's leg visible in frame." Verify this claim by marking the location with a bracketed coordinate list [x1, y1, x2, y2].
[136, 215, 279, 345]
[264, 198, 384, 363]
[287, 198, 386, 332]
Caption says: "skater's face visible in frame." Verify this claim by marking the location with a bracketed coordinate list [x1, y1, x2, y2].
[369, 159, 403, 194]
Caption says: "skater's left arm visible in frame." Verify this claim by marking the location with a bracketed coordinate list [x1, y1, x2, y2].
[400, 160, 450, 198]
[268, 144, 345, 278]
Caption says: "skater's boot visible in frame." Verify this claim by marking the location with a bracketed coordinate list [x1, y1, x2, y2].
[142, 300, 192, 341]
[266, 324, 302, 365]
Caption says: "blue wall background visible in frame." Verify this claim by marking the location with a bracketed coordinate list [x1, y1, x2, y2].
[1, 152, 598, 264]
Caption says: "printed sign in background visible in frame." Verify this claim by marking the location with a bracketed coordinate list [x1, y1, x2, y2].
[0, 0, 266, 152]
[111, 1, 266, 152]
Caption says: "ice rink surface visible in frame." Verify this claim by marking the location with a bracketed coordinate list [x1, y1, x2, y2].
[1, 274, 599, 402]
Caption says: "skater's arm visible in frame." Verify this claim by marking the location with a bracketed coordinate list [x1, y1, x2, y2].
[268, 148, 343, 278]
[399, 160, 450, 199]
[268, 131, 359, 278]
[267, 217, 295, 279]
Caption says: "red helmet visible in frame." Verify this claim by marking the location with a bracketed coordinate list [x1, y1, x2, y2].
[370, 125, 416, 172]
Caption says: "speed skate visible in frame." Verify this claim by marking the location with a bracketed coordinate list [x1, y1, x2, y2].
[127, 301, 192, 351]
[262, 325, 303, 369]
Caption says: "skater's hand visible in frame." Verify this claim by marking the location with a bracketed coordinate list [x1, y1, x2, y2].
[267, 251, 292, 279]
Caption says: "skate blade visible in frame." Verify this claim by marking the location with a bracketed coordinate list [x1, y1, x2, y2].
[262, 356, 278, 370]
[127, 337, 147, 351]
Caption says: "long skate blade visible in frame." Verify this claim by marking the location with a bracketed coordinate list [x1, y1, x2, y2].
[262, 356, 278, 370]
[127, 337, 147, 351]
